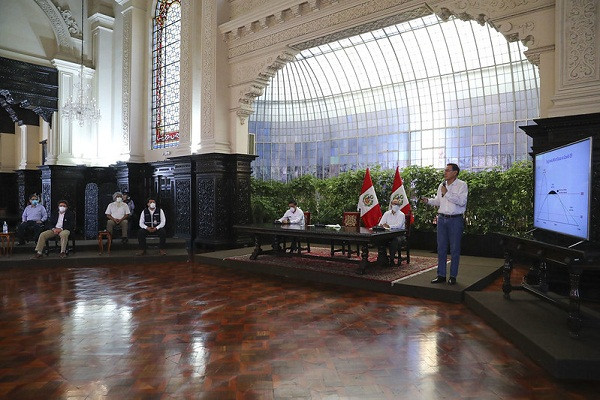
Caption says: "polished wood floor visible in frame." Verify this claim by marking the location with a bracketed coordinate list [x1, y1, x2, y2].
[0, 261, 598, 399]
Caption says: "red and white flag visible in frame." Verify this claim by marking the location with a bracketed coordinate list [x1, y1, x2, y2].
[390, 166, 413, 223]
[357, 168, 382, 228]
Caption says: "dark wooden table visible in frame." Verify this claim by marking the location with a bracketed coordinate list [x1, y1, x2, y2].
[498, 233, 600, 337]
[234, 223, 406, 274]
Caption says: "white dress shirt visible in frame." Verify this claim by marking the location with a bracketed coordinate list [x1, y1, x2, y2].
[105, 202, 131, 219]
[428, 178, 468, 215]
[55, 212, 65, 229]
[378, 210, 406, 229]
[139, 208, 166, 230]
[278, 207, 305, 225]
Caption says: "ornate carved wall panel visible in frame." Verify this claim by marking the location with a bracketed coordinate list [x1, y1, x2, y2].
[16, 170, 42, 213]
[84, 183, 99, 239]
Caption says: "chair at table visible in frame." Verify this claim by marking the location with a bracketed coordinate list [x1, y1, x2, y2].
[330, 211, 360, 258]
[282, 211, 311, 254]
[297, 211, 311, 253]
[390, 213, 411, 265]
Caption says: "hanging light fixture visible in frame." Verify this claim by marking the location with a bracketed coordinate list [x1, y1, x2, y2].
[62, 0, 100, 127]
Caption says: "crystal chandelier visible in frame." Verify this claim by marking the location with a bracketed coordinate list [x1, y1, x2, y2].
[62, 0, 100, 127]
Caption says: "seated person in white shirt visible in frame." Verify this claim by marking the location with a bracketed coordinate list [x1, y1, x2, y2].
[105, 191, 131, 243]
[275, 199, 305, 252]
[377, 199, 406, 267]
[136, 198, 167, 256]
[31, 200, 75, 259]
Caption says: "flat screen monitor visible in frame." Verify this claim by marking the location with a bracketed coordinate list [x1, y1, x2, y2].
[534, 137, 592, 240]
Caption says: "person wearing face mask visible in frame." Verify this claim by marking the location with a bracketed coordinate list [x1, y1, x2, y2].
[377, 199, 406, 267]
[136, 198, 167, 256]
[31, 200, 75, 259]
[105, 191, 131, 243]
[276, 200, 305, 225]
[17, 194, 48, 245]
[275, 199, 305, 253]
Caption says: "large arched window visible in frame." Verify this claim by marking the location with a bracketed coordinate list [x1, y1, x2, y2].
[151, 0, 181, 149]
[249, 14, 540, 181]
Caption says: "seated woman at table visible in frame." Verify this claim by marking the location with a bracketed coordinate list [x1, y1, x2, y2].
[377, 199, 406, 267]
[275, 199, 305, 253]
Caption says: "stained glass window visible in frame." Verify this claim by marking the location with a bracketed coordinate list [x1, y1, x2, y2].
[151, 0, 181, 149]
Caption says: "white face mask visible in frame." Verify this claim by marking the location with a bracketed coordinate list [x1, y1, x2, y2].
[290, 206, 296, 212]
[58, 206, 66, 213]
[116, 197, 123, 203]
[392, 205, 400, 212]
[149, 203, 156, 209]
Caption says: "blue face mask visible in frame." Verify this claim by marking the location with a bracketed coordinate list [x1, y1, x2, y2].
[31, 200, 38, 205]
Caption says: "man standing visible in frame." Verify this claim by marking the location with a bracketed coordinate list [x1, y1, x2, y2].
[31, 200, 75, 258]
[421, 163, 468, 285]
[137, 198, 167, 256]
[17, 194, 48, 245]
[105, 191, 130, 243]
[377, 198, 406, 267]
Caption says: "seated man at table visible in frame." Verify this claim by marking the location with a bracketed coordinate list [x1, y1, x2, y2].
[136, 198, 167, 256]
[17, 193, 48, 245]
[275, 199, 305, 252]
[105, 191, 130, 243]
[31, 200, 75, 259]
[377, 199, 406, 267]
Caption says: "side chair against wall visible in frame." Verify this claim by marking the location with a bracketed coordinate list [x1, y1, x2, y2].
[330, 211, 360, 258]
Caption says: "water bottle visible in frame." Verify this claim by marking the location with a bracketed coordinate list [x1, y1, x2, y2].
[2, 221, 7, 234]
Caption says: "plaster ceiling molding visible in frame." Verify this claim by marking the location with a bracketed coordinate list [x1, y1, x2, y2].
[235, 51, 296, 124]
[56, 4, 82, 38]
[431, 0, 556, 63]
[227, 0, 419, 60]
[220, 0, 326, 43]
[293, 5, 432, 51]
[564, 0, 597, 84]
[33, 0, 78, 55]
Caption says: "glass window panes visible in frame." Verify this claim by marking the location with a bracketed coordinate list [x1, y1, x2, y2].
[151, 0, 181, 149]
[249, 14, 540, 180]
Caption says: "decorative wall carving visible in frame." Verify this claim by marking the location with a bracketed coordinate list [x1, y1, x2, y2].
[175, 179, 192, 237]
[197, 177, 215, 238]
[201, 0, 216, 141]
[56, 5, 81, 37]
[227, 0, 418, 59]
[565, 0, 597, 83]
[33, 0, 75, 51]
[179, 1, 192, 147]
[121, 10, 132, 151]
[84, 183, 98, 239]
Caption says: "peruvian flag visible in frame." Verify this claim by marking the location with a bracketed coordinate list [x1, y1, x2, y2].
[390, 166, 413, 224]
[357, 168, 382, 228]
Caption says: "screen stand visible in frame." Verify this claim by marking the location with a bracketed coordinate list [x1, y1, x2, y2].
[568, 240, 585, 249]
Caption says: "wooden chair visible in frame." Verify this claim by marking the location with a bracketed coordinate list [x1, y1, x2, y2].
[295, 211, 311, 254]
[391, 213, 412, 265]
[331, 212, 360, 258]
[282, 211, 311, 253]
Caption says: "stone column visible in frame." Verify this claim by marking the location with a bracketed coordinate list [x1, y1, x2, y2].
[549, 0, 600, 117]
[89, 12, 115, 165]
[117, 0, 147, 162]
[51, 58, 97, 165]
[16, 124, 40, 170]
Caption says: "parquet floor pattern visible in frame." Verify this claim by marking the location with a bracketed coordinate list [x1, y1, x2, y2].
[0, 262, 597, 400]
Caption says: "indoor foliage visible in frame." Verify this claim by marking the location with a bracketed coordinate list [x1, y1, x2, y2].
[251, 162, 533, 235]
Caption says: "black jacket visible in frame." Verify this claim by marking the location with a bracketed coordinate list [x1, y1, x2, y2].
[47, 209, 75, 231]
